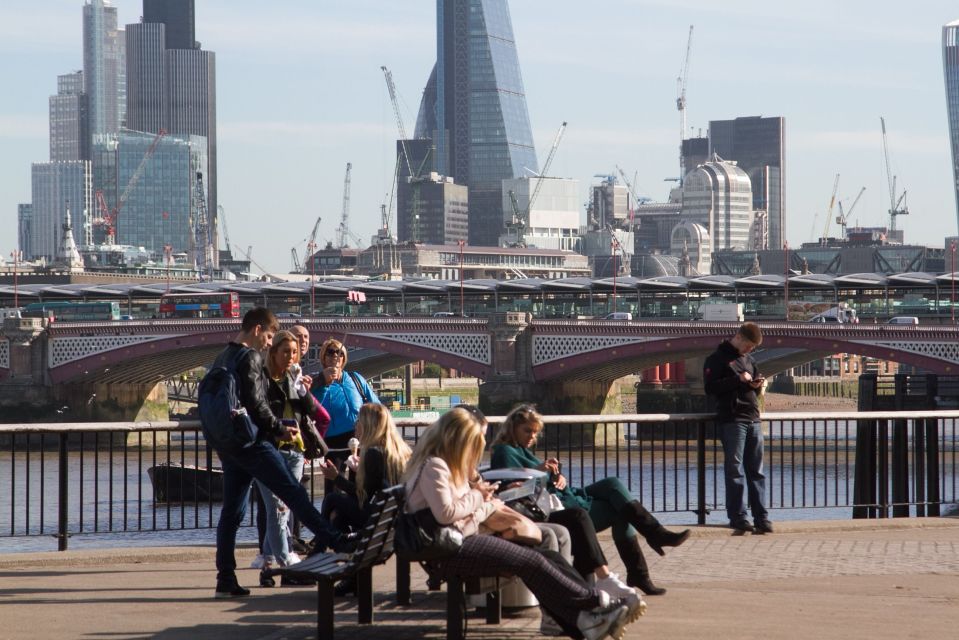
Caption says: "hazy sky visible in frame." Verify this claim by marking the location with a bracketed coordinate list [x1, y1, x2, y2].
[2, 0, 959, 274]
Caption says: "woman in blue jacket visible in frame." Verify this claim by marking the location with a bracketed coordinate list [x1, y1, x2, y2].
[490, 404, 690, 596]
[310, 338, 380, 450]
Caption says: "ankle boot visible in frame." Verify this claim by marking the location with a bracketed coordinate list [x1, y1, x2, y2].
[614, 536, 666, 596]
[621, 501, 691, 556]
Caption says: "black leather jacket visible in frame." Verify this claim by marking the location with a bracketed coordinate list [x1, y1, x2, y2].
[212, 342, 281, 438]
[703, 339, 761, 424]
[264, 370, 314, 436]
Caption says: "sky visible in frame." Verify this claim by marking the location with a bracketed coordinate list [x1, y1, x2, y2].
[2, 0, 959, 275]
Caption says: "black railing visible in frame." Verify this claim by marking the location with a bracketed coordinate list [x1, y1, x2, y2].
[1, 411, 956, 550]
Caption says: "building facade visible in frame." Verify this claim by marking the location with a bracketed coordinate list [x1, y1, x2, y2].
[708, 116, 785, 249]
[398, 173, 468, 245]
[30, 161, 92, 261]
[943, 20, 959, 233]
[82, 0, 122, 139]
[501, 176, 581, 251]
[17, 204, 32, 259]
[682, 160, 754, 253]
[49, 71, 89, 162]
[415, 0, 538, 247]
[143, 0, 196, 50]
[591, 176, 630, 228]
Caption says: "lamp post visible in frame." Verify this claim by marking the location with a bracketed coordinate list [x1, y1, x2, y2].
[307, 239, 317, 317]
[952, 240, 957, 324]
[10, 250, 21, 308]
[457, 239, 465, 316]
[611, 236, 618, 313]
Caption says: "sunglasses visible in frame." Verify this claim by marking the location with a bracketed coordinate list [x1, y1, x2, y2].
[324, 349, 345, 358]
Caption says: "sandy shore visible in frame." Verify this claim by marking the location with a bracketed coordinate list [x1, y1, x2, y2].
[763, 391, 858, 412]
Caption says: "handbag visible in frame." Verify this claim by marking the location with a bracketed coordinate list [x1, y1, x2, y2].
[299, 415, 328, 460]
[481, 504, 543, 546]
[393, 463, 464, 562]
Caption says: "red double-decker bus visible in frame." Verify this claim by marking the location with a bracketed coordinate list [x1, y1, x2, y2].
[158, 292, 240, 319]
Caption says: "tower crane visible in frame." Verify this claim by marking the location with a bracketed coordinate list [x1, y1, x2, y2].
[94, 129, 167, 244]
[880, 117, 909, 232]
[507, 122, 567, 246]
[615, 164, 650, 226]
[336, 162, 353, 248]
[836, 187, 865, 239]
[820, 173, 840, 241]
[676, 25, 694, 184]
[217, 205, 233, 259]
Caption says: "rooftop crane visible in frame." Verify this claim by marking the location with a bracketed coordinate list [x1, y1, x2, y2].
[615, 164, 651, 226]
[836, 186, 866, 238]
[217, 205, 231, 255]
[506, 121, 567, 246]
[336, 162, 353, 248]
[676, 25, 694, 184]
[880, 117, 909, 232]
[820, 173, 840, 241]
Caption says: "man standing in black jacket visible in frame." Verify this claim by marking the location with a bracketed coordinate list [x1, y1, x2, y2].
[703, 322, 773, 534]
[211, 308, 348, 599]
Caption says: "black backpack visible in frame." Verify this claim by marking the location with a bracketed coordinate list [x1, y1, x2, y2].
[198, 346, 259, 452]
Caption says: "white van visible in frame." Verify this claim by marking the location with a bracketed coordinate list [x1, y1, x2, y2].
[887, 316, 919, 325]
[604, 312, 633, 321]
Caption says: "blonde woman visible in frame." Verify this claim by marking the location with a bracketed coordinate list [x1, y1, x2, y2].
[490, 405, 690, 596]
[403, 407, 641, 640]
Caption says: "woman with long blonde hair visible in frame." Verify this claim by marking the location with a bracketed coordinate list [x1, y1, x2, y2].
[403, 407, 641, 640]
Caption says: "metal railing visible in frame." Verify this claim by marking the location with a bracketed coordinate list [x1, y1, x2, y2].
[1, 410, 957, 551]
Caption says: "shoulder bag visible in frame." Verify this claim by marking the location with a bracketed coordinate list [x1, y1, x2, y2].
[394, 461, 464, 562]
[481, 503, 543, 546]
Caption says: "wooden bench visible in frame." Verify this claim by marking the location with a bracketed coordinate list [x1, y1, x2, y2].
[266, 484, 404, 640]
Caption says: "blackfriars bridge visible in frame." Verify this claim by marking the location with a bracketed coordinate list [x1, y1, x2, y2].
[1, 314, 957, 420]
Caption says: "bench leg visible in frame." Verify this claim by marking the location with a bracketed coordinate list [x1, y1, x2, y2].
[446, 576, 465, 640]
[396, 559, 411, 606]
[357, 567, 374, 624]
[485, 588, 502, 624]
[317, 580, 335, 640]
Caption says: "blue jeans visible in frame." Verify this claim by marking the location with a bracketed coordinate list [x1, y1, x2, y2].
[720, 421, 768, 523]
[215, 440, 339, 580]
[254, 448, 305, 567]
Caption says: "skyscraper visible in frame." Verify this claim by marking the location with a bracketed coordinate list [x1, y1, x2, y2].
[49, 71, 89, 161]
[30, 161, 92, 261]
[82, 0, 122, 139]
[415, 0, 538, 247]
[708, 116, 785, 249]
[943, 20, 959, 233]
[143, 0, 196, 50]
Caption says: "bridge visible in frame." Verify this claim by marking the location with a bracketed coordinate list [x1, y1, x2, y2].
[2, 314, 957, 420]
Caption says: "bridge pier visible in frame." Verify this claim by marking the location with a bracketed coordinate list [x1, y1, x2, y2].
[53, 382, 170, 422]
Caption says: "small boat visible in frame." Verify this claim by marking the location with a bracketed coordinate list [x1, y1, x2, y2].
[148, 462, 224, 502]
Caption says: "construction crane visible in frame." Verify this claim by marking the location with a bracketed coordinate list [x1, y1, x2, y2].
[880, 117, 909, 232]
[336, 162, 353, 248]
[676, 25, 694, 184]
[94, 129, 167, 244]
[836, 187, 866, 239]
[217, 204, 233, 260]
[234, 244, 275, 281]
[290, 215, 322, 272]
[191, 170, 215, 277]
[508, 122, 567, 245]
[820, 173, 840, 241]
[381, 66, 414, 177]
[615, 165, 651, 224]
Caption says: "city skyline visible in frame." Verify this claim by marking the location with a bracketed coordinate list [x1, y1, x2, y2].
[1, 0, 958, 274]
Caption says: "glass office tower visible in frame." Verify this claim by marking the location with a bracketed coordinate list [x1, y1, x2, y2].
[415, 0, 538, 247]
[943, 20, 959, 234]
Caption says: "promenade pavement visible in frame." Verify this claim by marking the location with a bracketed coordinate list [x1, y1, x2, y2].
[1, 517, 957, 640]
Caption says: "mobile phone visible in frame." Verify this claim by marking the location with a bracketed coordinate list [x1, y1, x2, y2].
[280, 418, 297, 427]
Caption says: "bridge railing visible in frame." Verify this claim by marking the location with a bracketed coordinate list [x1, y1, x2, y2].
[1, 410, 956, 551]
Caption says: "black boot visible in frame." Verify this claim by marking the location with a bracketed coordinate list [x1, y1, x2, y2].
[621, 501, 691, 556]
[614, 536, 666, 596]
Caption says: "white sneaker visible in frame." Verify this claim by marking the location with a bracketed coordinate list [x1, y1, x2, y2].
[286, 551, 302, 565]
[540, 610, 565, 636]
[577, 596, 630, 640]
[594, 573, 646, 623]
[249, 554, 266, 569]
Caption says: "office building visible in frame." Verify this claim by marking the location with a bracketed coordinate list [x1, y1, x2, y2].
[682, 159, 754, 252]
[18, 205, 32, 259]
[49, 71, 89, 161]
[943, 21, 959, 233]
[670, 221, 711, 275]
[397, 172, 468, 245]
[30, 161, 92, 261]
[125, 4, 217, 250]
[143, 0, 196, 50]
[501, 176, 581, 251]
[591, 176, 630, 228]
[396, 138, 439, 241]
[91, 130, 207, 256]
[708, 116, 785, 248]
[681, 136, 709, 179]
[82, 1, 122, 139]
[414, 0, 538, 247]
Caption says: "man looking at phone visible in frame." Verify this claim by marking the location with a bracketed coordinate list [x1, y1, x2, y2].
[703, 322, 773, 534]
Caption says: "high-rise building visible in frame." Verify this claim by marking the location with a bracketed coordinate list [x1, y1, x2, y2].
[143, 0, 196, 50]
[708, 116, 785, 249]
[415, 0, 538, 247]
[30, 161, 92, 261]
[502, 177, 581, 251]
[125, 3, 217, 252]
[943, 21, 959, 233]
[82, 1, 122, 139]
[17, 204, 33, 259]
[682, 159, 753, 253]
[49, 71, 89, 161]
[591, 177, 630, 228]
[398, 173, 468, 245]
[91, 130, 207, 256]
